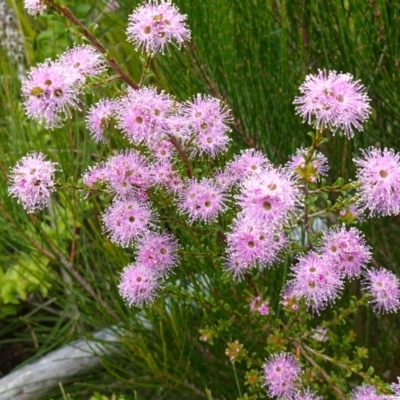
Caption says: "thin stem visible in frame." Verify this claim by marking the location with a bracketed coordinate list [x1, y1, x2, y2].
[232, 362, 242, 398]
[139, 55, 153, 87]
[48, 0, 139, 90]
[298, 345, 347, 400]
[167, 134, 193, 178]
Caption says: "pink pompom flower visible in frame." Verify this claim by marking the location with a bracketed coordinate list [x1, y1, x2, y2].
[8, 152, 58, 213]
[288, 252, 343, 313]
[24, 0, 46, 16]
[119, 263, 160, 307]
[354, 147, 400, 217]
[126, 0, 190, 54]
[135, 231, 180, 277]
[294, 70, 371, 138]
[86, 99, 118, 143]
[362, 268, 400, 313]
[261, 352, 302, 398]
[21, 60, 81, 128]
[350, 384, 385, 400]
[177, 178, 228, 223]
[319, 226, 371, 279]
[102, 197, 156, 247]
[58, 45, 106, 78]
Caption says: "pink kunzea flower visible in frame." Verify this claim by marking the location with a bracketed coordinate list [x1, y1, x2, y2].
[286, 148, 329, 183]
[319, 226, 371, 279]
[226, 149, 271, 182]
[116, 86, 174, 146]
[249, 296, 270, 316]
[149, 160, 183, 194]
[261, 352, 302, 399]
[22, 60, 81, 128]
[102, 196, 156, 247]
[225, 217, 287, 275]
[182, 94, 232, 157]
[166, 114, 191, 141]
[354, 147, 400, 216]
[82, 150, 151, 197]
[86, 99, 118, 143]
[288, 252, 343, 313]
[82, 163, 108, 187]
[390, 377, 400, 398]
[177, 178, 228, 223]
[294, 70, 370, 138]
[119, 263, 160, 307]
[8, 152, 58, 213]
[362, 268, 400, 313]
[24, 0, 46, 16]
[126, 0, 190, 54]
[148, 139, 175, 160]
[105, 150, 151, 197]
[135, 231, 180, 277]
[58, 45, 106, 78]
[236, 165, 301, 227]
[350, 384, 385, 400]
[291, 388, 322, 400]
[213, 169, 235, 190]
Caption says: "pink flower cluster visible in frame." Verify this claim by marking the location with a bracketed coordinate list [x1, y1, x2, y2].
[284, 226, 372, 313]
[126, 0, 190, 54]
[224, 152, 300, 279]
[22, 45, 105, 129]
[8, 152, 58, 213]
[294, 70, 371, 138]
[262, 352, 321, 399]
[249, 296, 269, 315]
[118, 231, 180, 306]
[354, 147, 400, 216]
[87, 88, 232, 158]
[24, 0, 46, 16]
[284, 225, 400, 314]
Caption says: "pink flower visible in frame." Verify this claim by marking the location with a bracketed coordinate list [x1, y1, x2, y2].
[177, 178, 228, 223]
[288, 252, 343, 313]
[319, 226, 371, 279]
[102, 197, 156, 247]
[350, 384, 385, 400]
[292, 388, 322, 400]
[119, 263, 160, 307]
[250, 296, 270, 315]
[22, 60, 81, 128]
[126, 0, 190, 54]
[226, 149, 271, 182]
[24, 0, 46, 16]
[58, 45, 106, 78]
[236, 165, 301, 227]
[182, 94, 232, 157]
[354, 147, 400, 216]
[135, 231, 180, 277]
[294, 70, 371, 138]
[86, 99, 118, 143]
[8, 153, 58, 213]
[116, 86, 174, 146]
[225, 218, 287, 274]
[362, 268, 400, 313]
[105, 150, 151, 197]
[262, 352, 302, 398]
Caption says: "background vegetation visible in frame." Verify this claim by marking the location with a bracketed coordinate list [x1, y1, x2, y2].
[0, 0, 400, 399]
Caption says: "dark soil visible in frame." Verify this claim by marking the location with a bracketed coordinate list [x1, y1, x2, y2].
[0, 341, 26, 378]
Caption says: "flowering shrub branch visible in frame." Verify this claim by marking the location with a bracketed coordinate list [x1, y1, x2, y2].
[9, 0, 400, 399]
